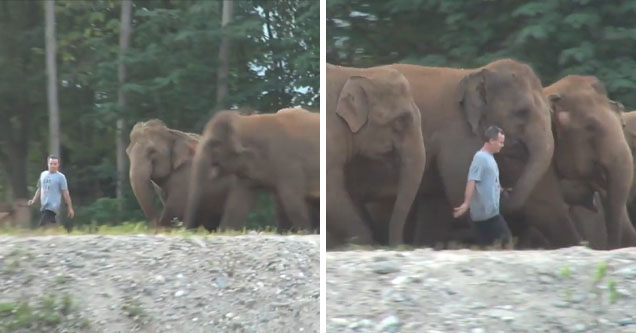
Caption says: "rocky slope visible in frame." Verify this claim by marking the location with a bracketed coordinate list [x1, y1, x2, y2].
[0, 234, 319, 333]
[327, 247, 636, 333]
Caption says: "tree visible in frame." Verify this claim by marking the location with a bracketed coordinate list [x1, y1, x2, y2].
[327, 0, 636, 108]
[45, 0, 60, 158]
[116, 0, 132, 215]
[215, 0, 234, 111]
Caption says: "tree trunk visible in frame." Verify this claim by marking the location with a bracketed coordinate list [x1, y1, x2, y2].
[215, 0, 234, 111]
[45, 0, 60, 158]
[117, 0, 133, 216]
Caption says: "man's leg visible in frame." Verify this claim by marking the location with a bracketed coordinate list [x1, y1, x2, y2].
[493, 214, 513, 248]
[39, 210, 57, 228]
[474, 216, 502, 247]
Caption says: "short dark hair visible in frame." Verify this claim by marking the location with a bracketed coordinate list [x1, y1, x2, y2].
[48, 155, 60, 163]
[484, 126, 504, 142]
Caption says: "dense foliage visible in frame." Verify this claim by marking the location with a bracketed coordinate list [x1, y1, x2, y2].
[327, 0, 636, 109]
[0, 0, 319, 227]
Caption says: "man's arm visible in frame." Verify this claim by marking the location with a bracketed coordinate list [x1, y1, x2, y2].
[27, 188, 41, 206]
[62, 190, 75, 218]
[453, 180, 476, 218]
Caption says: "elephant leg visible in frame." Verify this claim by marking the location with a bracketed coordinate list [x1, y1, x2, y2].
[274, 194, 293, 232]
[327, 167, 373, 244]
[621, 219, 636, 247]
[523, 169, 582, 248]
[412, 195, 454, 247]
[517, 225, 551, 249]
[569, 203, 607, 250]
[219, 181, 257, 231]
[159, 195, 183, 228]
[363, 200, 392, 245]
[308, 199, 320, 232]
[277, 185, 312, 231]
[202, 214, 222, 232]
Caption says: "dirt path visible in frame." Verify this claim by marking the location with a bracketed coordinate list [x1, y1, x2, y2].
[0, 234, 319, 333]
[327, 247, 636, 333]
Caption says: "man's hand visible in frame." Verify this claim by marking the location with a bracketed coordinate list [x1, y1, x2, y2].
[453, 202, 469, 218]
[68, 207, 75, 218]
[27, 199, 34, 206]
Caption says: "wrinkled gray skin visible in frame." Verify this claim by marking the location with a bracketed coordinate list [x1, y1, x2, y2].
[327, 64, 426, 247]
[545, 75, 636, 249]
[622, 111, 636, 225]
[127, 119, 253, 230]
[185, 108, 320, 232]
[383, 59, 557, 246]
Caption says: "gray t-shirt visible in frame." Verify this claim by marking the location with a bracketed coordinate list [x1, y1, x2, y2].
[37, 171, 68, 214]
[467, 150, 500, 221]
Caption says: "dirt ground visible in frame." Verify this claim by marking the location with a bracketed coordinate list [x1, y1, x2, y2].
[327, 246, 636, 333]
[0, 234, 319, 333]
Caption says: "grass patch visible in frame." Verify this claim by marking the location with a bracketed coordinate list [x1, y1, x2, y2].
[595, 261, 608, 283]
[121, 298, 147, 323]
[0, 293, 79, 332]
[560, 264, 571, 278]
[0, 221, 283, 237]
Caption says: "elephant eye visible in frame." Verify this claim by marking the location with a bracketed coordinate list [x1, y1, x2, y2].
[514, 108, 529, 118]
[585, 123, 596, 132]
[392, 113, 412, 132]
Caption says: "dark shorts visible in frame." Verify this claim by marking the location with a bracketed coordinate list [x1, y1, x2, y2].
[473, 214, 511, 247]
[39, 209, 57, 226]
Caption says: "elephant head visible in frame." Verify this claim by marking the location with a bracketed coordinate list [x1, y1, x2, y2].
[457, 59, 554, 213]
[336, 68, 426, 245]
[184, 111, 253, 228]
[546, 75, 634, 248]
[126, 119, 197, 226]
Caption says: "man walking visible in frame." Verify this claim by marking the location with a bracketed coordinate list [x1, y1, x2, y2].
[453, 126, 511, 247]
[28, 156, 74, 227]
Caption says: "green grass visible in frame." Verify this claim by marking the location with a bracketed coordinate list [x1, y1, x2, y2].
[121, 298, 147, 323]
[595, 261, 608, 283]
[0, 293, 80, 332]
[608, 280, 618, 304]
[560, 264, 571, 278]
[0, 221, 285, 237]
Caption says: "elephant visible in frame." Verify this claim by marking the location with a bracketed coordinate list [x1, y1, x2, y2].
[326, 64, 426, 246]
[545, 75, 636, 248]
[382, 59, 560, 246]
[622, 111, 636, 222]
[126, 119, 255, 230]
[184, 107, 319, 232]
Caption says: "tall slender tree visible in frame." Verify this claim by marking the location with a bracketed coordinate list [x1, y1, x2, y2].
[215, 0, 234, 111]
[116, 0, 133, 214]
[45, 0, 60, 158]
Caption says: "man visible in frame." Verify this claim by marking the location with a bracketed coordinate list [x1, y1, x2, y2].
[453, 126, 511, 247]
[27, 156, 75, 227]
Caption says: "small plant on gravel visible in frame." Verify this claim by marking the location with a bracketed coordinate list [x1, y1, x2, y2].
[608, 280, 619, 304]
[55, 274, 71, 285]
[0, 294, 80, 332]
[121, 298, 147, 323]
[595, 261, 608, 283]
[560, 264, 571, 278]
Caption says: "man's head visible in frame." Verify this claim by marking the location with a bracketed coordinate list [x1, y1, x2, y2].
[47, 156, 60, 173]
[483, 126, 505, 153]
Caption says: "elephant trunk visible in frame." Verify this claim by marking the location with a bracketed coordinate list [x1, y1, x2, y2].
[503, 121, 554, 214]
[388, 120, 426, 245]
[602, 143, 636, 248]
[129, 162, 158, 228]
[184, 145, 210, 229]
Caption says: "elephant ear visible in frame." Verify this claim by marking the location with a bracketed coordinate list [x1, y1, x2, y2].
[172, 137, 196, 170]
[457, 69, 488, 136]
[212, 111, 246, 153]
[608, 99, 626, 127]
[546, 93, 570, 128]
[336, 76, 371, 133]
